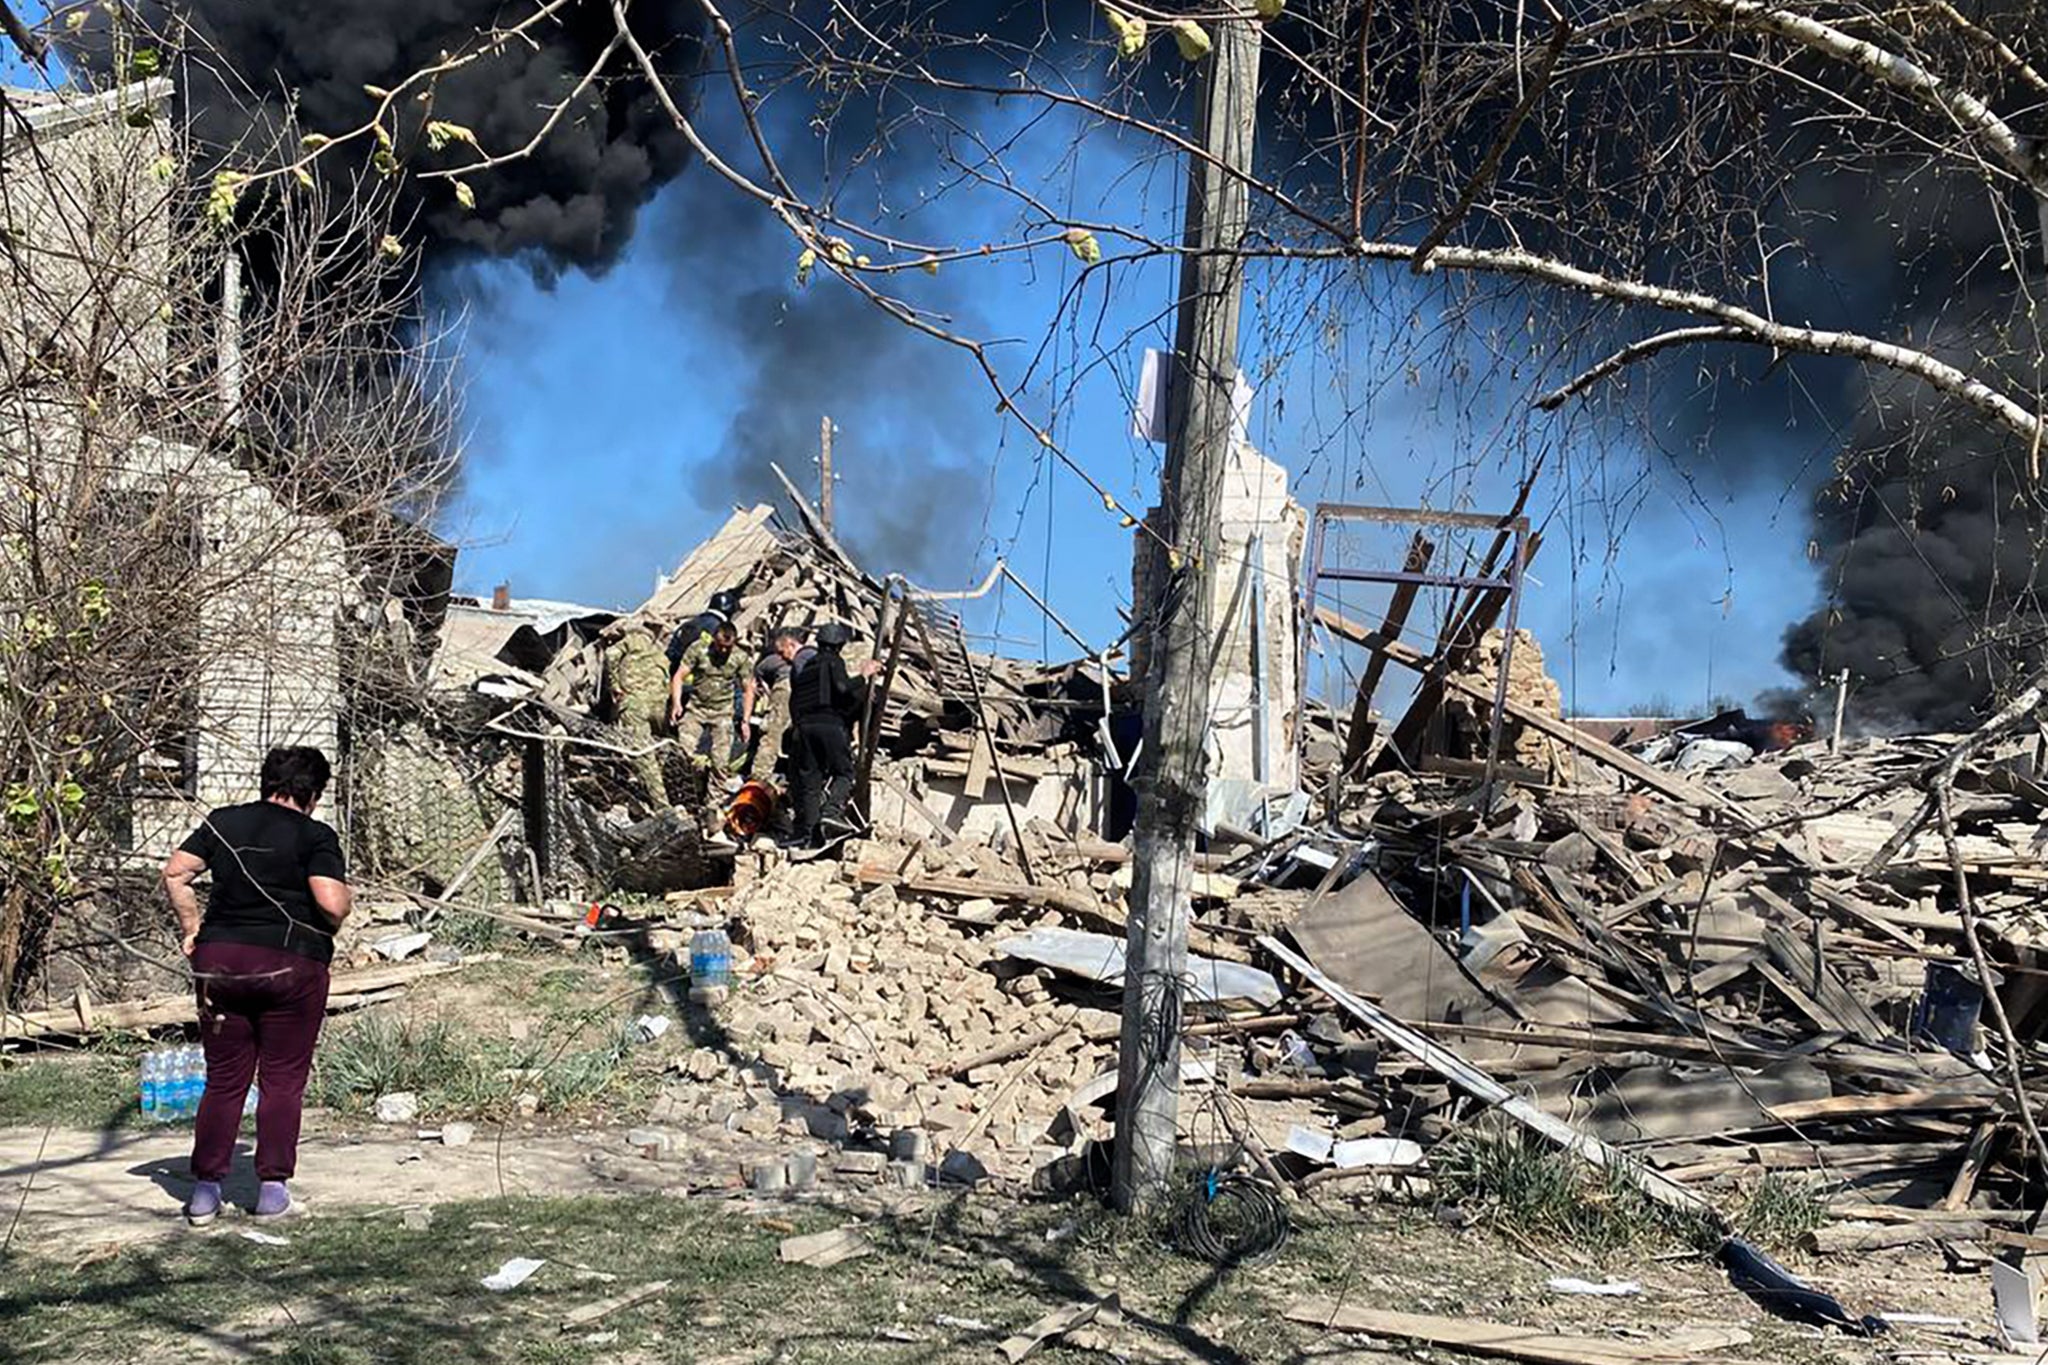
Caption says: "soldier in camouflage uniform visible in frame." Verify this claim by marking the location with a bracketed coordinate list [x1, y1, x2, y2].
[606, 623, 673, 806]
[668, 622, 755, 821]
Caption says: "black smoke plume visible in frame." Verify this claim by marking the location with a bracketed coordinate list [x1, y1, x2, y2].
[657, 96, 990, 584]
[140, 0, 706, 274]
[1777, 323, 2048, 729]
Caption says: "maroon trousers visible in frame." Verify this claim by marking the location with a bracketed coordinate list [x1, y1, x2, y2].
[189, 942, 330, 1182]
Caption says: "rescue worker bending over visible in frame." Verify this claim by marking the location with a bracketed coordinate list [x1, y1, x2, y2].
[787, 621, 881, 847]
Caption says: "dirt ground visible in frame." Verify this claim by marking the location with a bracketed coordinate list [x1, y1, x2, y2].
[0, 1114, 2026, 1365]
[0, 947, 2028, 1364]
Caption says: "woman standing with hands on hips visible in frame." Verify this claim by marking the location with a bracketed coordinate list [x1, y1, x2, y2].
[160, 746, 352, 1225]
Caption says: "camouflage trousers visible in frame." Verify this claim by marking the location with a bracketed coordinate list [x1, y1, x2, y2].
[617, 697, 669, 804]
[677, 702, 738, 779]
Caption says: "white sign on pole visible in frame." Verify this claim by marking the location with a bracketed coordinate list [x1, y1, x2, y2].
[1133, 347, 1255, 447]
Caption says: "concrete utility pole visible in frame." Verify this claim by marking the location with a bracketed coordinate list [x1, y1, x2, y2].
[818, 414, 836, 534]
[1112, 16, 1262, 1213]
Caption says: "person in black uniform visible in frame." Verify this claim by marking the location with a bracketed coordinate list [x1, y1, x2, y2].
[786, 621, 881, 847]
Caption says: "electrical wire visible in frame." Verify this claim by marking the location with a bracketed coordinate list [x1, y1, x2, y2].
[1178, 1170, 1291, 1267]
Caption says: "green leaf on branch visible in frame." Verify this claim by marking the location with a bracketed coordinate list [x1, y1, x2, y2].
[205, 172, 246, 231]
[425, 120, 478, 151]
[1102, 6, 1147, 59]
[5, 785, 38, 821]
[1172, 20, 1212, 60]
[128, 47, 160, 77]
[78, 581, 111, 628]
[453, 181, 476, 210]
[1063, 227, 1102, 265]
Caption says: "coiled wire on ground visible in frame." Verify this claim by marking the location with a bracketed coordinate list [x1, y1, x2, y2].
[1178, 1170, 1291, 1267]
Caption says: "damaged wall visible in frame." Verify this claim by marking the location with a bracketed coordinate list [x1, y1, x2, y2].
[1133, 439, 1305, 795]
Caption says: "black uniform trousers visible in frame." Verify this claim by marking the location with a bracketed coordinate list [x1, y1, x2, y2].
[791, 716, 855, 843]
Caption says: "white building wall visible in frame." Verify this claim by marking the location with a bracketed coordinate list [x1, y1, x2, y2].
[1131, 440, 1304, 796]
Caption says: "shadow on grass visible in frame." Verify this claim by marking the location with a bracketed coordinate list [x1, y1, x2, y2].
[0, 1186, 1297, 1365]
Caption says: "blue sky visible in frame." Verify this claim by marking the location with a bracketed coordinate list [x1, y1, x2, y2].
[3, 12, 1823, 716]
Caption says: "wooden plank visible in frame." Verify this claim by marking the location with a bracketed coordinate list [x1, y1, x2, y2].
[1, 958, 466, 1041]
[1751, 882, 1922, 956]
[1762, 925, 1890, 1044]
[1687, 948, 1763, 996]
[639, 503, 780, 621]
[1804, 1220, 1990, 1255]
[1316, 605, 1724, 813]
[1283, 1300, 1762, 1365]
[1764, 1090, 1997, 1125]
[1261, 934, 1719, 1223]
[1563, 807, 1658, 892]
[1751, 959, 1847, 1036]
[963, 736, 993, 800]
[1941, 1122, 2000, 1211]
[559, 1280, 672, 1332]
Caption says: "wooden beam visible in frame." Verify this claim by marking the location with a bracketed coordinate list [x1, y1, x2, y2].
[1261, 933, 1720, 1223]
[1318, 603, 1727, 813]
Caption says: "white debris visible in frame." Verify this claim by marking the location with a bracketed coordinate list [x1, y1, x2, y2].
[374, 1092, 420, 1124]
[481, 1257, 547, 1292]
[1547, 1277, 1643, 1297]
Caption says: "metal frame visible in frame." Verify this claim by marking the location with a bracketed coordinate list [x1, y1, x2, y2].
[1300, 503, 1531, 805]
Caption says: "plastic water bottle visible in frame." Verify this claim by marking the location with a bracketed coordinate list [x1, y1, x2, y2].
[186, 1046, 207, 1120]
[173, 1047, 197, 1121]
[244, 1082, 259, 1119]
[139, 1051, 160, 1122]
[689, 929, 732, 989]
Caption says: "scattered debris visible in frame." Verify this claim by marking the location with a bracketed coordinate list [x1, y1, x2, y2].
[776, 1226, 872, 1269]
[559, 1280, 672, 1332]
[998, 1295, 1117, 1363]
[1547, 1277, 1643, 1297]
[1284, 1299, 1756, 1365]
[374, 1092, 421, 1125]
[480, 1257, 547, 1292]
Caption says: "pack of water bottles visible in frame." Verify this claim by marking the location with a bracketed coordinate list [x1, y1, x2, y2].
[139, 1045, 257, 1123]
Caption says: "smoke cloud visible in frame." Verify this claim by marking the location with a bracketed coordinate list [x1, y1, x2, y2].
[1776, 320, 2048, 729]
[146, 0, 707, 274]
[657, 113, 991, 584]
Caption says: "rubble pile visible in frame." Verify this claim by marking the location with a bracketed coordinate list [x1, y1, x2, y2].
[347, 482, 2048, 1252]
[1441, 627, 1564, 772]
[716, 855, 1123, 1180]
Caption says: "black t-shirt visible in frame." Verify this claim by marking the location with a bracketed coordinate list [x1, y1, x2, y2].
[179, 801, 347, 965]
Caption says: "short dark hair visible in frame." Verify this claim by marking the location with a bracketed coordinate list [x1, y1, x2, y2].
[771, 627, 804, 647]
[712, 622, 738, 645]
[260, 746, 331, 807]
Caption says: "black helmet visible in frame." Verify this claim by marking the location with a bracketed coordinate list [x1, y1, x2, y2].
[707, 588, 742, 618]
[815, 622, 853, 649]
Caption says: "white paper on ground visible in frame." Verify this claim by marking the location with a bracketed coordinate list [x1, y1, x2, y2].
[481, 1257, 547, 1292]
[1331, 1137, 1425, 1170]
[240, 1230, 290, 1247]
[1546, 1277, 1643, 1297]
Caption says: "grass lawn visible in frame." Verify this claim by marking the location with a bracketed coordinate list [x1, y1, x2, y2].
[0, 1183, 1845, 1365]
